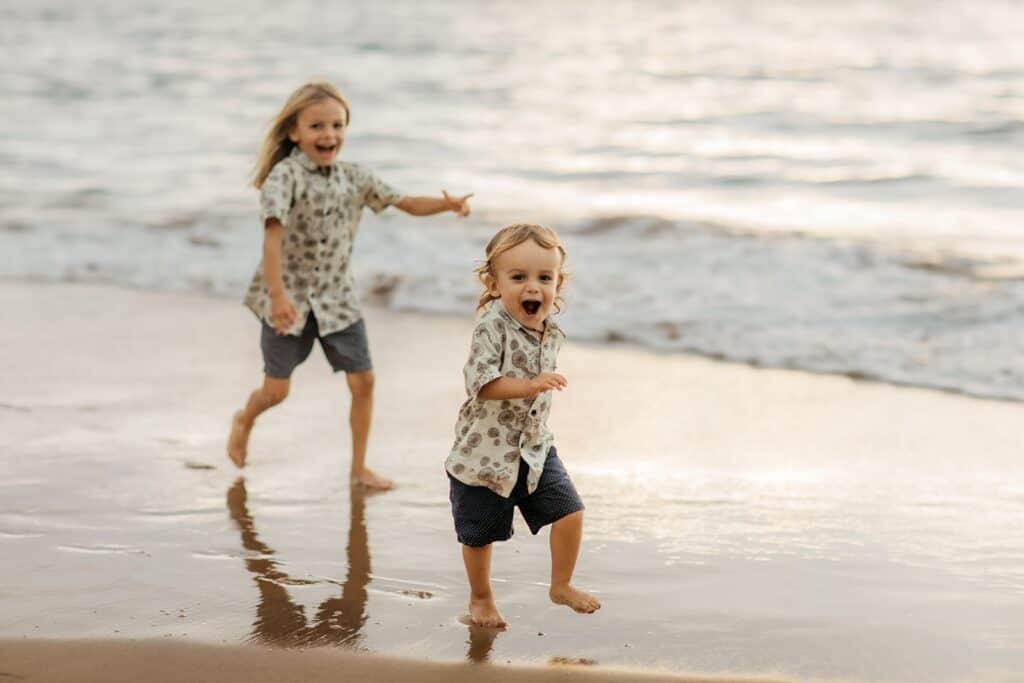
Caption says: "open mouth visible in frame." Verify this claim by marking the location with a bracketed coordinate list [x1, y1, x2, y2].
[314, 143, 337, 154]
[521, 300, 541, 315]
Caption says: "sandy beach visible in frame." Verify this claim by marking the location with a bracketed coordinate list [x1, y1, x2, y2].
[1, 639, 803, 683]
[2, 281, 1022, 683]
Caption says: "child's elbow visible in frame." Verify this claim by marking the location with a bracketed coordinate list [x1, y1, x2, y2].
[477, 378, 503, 400]
[393, 197, 415, 215]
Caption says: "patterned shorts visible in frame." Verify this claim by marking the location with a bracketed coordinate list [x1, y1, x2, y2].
[261, 314, 372, 378]
[448, 446, 585, 547]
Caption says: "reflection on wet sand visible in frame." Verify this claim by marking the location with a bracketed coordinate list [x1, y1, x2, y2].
[228, 478, 504, 662]
[466, 623, 501, 663]
[226, 478, 370, 647]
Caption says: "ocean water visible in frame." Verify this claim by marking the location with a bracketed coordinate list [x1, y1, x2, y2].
[2, 0, 1023, 399]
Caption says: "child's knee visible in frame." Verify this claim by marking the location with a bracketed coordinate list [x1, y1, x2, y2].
[347, 371, 375, 398]
[259, 381, 290, 406]
[555, 510, 584, 527]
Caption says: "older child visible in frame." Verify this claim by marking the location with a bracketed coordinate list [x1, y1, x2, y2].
[229, 81, 472, 490]
[447, 223, 601, 627]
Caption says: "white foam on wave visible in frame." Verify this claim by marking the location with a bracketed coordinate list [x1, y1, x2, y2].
[3, 1, 1024, 402]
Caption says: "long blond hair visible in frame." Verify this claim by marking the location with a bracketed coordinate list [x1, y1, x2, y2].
[251, 81, 351, 188]
[475, 223, 569, 313]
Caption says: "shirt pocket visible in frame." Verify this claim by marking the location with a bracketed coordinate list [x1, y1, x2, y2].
[509, 346, 540, 377]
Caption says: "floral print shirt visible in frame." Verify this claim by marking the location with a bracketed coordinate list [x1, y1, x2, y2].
[243, 147, 403, 336]
[446, 300, 565, 498]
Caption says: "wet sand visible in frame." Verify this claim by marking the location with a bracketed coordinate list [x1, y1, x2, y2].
[0, 639, 798, 683]
[1, 282, 1022, 682]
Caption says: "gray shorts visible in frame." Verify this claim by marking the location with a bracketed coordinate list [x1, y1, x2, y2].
[261, 314, 372, 379]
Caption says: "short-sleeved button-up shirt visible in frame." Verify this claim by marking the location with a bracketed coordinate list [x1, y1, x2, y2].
[243, 147, 403, 336]
[446, 300, 565, 498]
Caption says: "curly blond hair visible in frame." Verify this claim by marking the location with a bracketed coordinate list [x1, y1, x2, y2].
[474, 223, 569, 313]
[251, 81, 351, 189]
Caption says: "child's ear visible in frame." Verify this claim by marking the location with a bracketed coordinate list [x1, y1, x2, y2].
[485, 273, 500, 297]
[288, 126, 299, 143]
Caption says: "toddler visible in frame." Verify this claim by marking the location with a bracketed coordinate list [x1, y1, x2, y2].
[446, 223, 601, 627]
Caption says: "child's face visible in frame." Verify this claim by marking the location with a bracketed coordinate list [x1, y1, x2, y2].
[488, 239, 562, 330]
[289, 99, 347, 167]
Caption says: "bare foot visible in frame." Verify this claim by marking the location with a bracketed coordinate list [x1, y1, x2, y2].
[227, 411, 252, 468]
[468, 595, 506, 628]
[351, 468, 395, 491]
[549, 584, 601, 614]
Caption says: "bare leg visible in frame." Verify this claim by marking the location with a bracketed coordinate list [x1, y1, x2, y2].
[345, 370, 393, 490]
[548, 511, 601, 613]
[227, 376, 290, 467]
[462, 544, 506, 628]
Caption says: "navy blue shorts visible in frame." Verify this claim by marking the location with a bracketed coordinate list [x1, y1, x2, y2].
[261, 314, 372, 379]
[448, 446, 584, 547]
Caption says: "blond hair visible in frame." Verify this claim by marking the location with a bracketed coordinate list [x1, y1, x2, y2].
[251, 81, 351, 188]
[475, 223, 569, 313]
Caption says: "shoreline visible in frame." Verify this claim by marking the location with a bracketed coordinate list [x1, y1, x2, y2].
[5, 275, 1020, 407]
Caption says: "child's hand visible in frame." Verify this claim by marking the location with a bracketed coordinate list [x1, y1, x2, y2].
[443, 190, 473, 217]
[269, 292, 299, 334]
[529, 372, 568, 395]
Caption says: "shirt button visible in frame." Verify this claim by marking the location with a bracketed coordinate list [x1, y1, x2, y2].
[320, 238, 327, 244]
[530, 410, 537, 416]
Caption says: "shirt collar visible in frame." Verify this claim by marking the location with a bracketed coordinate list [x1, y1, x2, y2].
[486, 299, 563, 339]
[289, 146, 335, 174]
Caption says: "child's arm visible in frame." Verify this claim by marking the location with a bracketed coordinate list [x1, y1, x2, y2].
[394, 191, 473, 217]
[263, 218, 299, 333]
[479, 373, 567, 400]
[464, 320, 565, 400]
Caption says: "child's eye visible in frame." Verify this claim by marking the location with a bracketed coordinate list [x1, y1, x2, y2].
[311, 123, 321, 129]
[511, 274, 525, 281]
[540, 275, 553, 282]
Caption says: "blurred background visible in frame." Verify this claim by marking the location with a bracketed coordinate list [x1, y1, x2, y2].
[2, 0, 1022, 400]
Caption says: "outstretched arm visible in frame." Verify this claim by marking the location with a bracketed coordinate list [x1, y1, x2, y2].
[394, 191, 473, 217]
